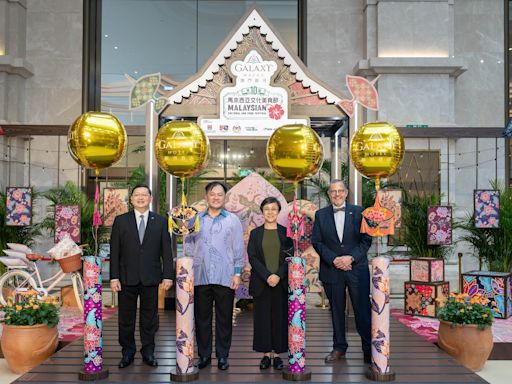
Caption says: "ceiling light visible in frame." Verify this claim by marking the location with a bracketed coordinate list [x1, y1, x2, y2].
[114, 46, 118, 50]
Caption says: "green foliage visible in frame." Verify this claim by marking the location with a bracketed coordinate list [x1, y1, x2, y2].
[458, 180, 512, 272]
[400, 189, 451, 259]
[1, 291, 59, 327]
[37, 181, 105, 252]
[437, 293, 494, 330]
[0, 189, 42, 274]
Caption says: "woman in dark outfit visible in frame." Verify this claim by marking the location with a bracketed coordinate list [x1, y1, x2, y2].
[248, 197, 293, 370]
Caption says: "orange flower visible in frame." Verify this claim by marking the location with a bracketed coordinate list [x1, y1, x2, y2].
[459, 309, 465, 313]
[32, 304, 39, 310]
[15, 305, 22, 311]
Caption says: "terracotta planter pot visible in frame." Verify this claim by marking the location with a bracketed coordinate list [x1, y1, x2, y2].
[0, 323, 58, 374]
[438, 319, 493, 371]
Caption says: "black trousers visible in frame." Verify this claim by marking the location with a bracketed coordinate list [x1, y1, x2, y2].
[118, 284, 159, 357]
[252, 284, 287, 354]
[323, 266, 371, 354]
[194, 284, 235, 359]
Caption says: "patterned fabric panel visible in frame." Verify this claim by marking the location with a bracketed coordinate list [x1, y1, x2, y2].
[463, 274, 512, 319]
[404, 282, 449, 318]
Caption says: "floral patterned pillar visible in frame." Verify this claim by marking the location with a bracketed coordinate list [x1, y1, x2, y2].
[79, 256, 109, 380]
[171, 256, 199, 382]
[366, 256, 395, 381]
[283, 256, 311, 381]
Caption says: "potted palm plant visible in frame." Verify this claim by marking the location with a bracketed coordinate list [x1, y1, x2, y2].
[437, 292, 495, 371]
[1, 290, 59, 373]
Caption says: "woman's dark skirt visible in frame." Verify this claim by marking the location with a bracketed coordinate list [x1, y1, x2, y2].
[252, 283, 288, 353]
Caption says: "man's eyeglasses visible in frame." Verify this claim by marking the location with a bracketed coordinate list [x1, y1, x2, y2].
[132, 193, 150, 198]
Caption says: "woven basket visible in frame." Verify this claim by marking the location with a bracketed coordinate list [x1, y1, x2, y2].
[57, 253, 82, 273]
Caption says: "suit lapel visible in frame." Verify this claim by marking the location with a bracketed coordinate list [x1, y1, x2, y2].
[142, 212, 155, 244]
[342, 205, 354, 242]
[327, 206, 338, 238]
[128, 212, 140, 243]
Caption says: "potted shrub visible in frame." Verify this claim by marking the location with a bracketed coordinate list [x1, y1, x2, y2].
[437, 293, 495, 371]
[0, 290, 59, 373]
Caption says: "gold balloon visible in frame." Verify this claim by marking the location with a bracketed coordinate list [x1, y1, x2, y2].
[267, 124, 324, 182]
[154, 120, 210, 178]
[68, 112, 127, 170]
[350, 121, 405, 188]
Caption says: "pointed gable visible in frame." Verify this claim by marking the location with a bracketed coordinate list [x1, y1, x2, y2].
[160, 8, 346, 120]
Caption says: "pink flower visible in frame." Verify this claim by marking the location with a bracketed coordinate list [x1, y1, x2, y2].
[12, 190, 22, 200]
[19, 215, 30, 224]
[268, 104, 284, 120]
[480, 192, 490, 202]
[15, 203, 26, 213]
[484, 206, 494, 215]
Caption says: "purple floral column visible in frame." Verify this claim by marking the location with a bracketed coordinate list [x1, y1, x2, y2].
[171, 256, 199, 381]
[366, 256, 395, 381]
[79, 256, 109, 380]
[283, 256, 311, 381]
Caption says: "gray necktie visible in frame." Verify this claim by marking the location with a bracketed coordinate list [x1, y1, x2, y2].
[138, 215, 145, 244]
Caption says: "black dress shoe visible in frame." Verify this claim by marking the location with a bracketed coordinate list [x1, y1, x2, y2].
[142, 354, 158, 367]
[217, 357, 229, 370]
[364, 354, 372, 364]
[273, 356, 284, 370]
[118, 355, 134, 368]
[196, 356, 211, 369]
[259, 356, 271, 369]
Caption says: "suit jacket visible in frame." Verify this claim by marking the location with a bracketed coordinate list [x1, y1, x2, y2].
[110, 210, 174, 286]
[248, 224, 293, 297]
[312, 204, 372, 284]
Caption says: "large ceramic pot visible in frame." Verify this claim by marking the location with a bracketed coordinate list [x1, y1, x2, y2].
[438, 319, 493, 371]
[1, 323, 58, 373]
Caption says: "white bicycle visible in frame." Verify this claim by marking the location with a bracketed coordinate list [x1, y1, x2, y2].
[0, 253, 84, 312]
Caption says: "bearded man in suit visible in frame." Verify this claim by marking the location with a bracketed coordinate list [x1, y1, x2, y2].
[312, 179, 372, 364]
[110, 184, 174, 368]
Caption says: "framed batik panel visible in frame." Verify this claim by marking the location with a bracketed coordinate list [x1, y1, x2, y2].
[474, 190, 499, 228]
[427, 206, 452, 245]
[5, 187, 32, 226]
[55, 204, 81, 243]
[103, 188, 129, 227]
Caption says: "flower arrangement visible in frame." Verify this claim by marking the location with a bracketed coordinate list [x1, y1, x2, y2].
[1, 290, 59, 327]
[437, 293, 495, 330]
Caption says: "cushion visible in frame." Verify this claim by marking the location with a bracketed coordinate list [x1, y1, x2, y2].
[7, 243, 32, 254]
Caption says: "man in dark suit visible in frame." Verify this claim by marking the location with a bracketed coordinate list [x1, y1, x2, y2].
[110, 184, 174, 369]
[312, 179, 372, 364]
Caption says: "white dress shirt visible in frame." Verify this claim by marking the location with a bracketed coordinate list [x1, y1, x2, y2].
[135, 209, 149, 229]
[333, 204, 346, 244]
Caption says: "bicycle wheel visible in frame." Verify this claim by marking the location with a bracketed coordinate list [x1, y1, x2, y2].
[71, 272, 84, 312]
[0, 270, 38, 306]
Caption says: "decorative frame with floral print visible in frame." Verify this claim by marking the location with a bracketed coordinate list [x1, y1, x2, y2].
[377, 189, 402, 228]
[103, 188, 129, 227]
[5, 187, 32, 226]
[55, 204, 80, 243]
[474, 189, 500, 229]
[427, 206, 452, 245]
